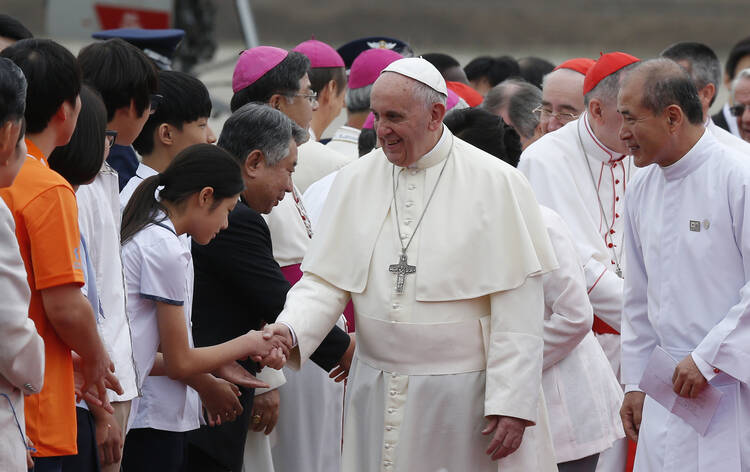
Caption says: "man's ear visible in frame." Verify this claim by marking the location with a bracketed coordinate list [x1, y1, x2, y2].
[157, 123, 173, 146]
[588, 98, 606, 124]
[244, 149, 265, 177]
[0, 121, 14, 164]
[428, 103, 446, 131]
[698, 83, 715, 111]
[665, 104, 683, 131]
[269, 94, 284, 111]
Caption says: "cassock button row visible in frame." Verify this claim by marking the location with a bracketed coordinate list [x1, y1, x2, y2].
[616, 196, 620, 201]
[610, 229, 615, 234]
[714, 367, 721, 373]
[615, 179, 620, 184]
[388, 408, 395, 414]
[385, 443, 392, 450]
[404, 220, 412, 226]
[392, 303, 400, 310]
[405, 201, 414, 208]
[390, 389, 397, 396]
[400, 233, 408, 239]
[386, 425, 394, 431]
[608, 243, 614, 248]
[615, 213, 620, 218]
[410, 169, 418, 175]
[408, 184, 416, 191]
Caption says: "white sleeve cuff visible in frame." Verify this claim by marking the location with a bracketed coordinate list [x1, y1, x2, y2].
[278, 321, 298, 347]
[691, 352, 718, 381]
[625, 384, 643, 393]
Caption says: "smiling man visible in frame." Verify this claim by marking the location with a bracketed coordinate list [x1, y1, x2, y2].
[265, 57, 559, 472]
[619, 58, 750, 471]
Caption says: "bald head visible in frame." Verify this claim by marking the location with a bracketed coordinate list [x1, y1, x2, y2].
[540, 68, 585, 133]
[623, 58, 703, 125]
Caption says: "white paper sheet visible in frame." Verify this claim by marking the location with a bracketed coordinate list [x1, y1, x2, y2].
[638, 346, 723, 436]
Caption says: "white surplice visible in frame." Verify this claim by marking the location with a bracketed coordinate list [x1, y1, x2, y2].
[293, 140, 353, 194]
[262, 184, 345, 472]
[539, 206, 624, 463]
[621, 130, 750, 471]
[278, 126, 559, 472]
[326, 125, 361, 160]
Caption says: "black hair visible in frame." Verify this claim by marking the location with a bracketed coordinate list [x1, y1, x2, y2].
[464, 55, 520, 87]
[1, 38, 81, 134]
[661, 41, 721, 105]
[48, 85, 107, 186]
[725, 36, 750, 80]
[230, 51, 309, 112]
[78, 38, 159, 121]
[308, 66, 346, 96]
[121, 143, 244, 243]
[0, 14, 32, 42]
[422, 53, 461, 74]
[637, 59, 704, 126]
[132, 70, 212, 156]
[0, 57, 26, 125]
[358, 128, 377, 157]
[443, 108, 522, 167]
[518, 56, 555, 90]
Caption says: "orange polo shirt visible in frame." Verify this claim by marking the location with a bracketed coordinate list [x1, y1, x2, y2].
[0, 139, 84, 456]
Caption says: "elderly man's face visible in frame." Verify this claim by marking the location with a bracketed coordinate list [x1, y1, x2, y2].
[733, 77, 750, 143]
[617, 73, 671, 167]
[540, 69, 585, 133]
[247, 138, 297, 214]
[370, 73, 440, 167]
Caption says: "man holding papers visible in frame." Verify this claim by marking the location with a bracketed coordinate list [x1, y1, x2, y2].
[619, 58, 750, 471]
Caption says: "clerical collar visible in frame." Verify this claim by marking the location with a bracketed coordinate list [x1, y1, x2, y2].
[409, 124, 449, 170]
[581, 113, 626, 164]
[661, 128, 710, 181]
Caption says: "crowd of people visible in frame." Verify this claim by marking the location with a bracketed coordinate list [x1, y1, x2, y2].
[1, 10, 750, 472]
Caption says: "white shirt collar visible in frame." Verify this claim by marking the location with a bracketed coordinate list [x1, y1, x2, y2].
[581, 113, 625, 164]
[661, 128, 710, 181]
[409, 124, 448, 169]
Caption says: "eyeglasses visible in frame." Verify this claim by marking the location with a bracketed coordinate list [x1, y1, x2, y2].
[293, 91, 318, 105]
[532, 105, 580, 124]
[729, 103, 750, 117]
[149, 94, 163, 115]
[105, 129, 117, 148]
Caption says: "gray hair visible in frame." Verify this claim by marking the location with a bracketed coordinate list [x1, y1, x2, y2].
[482, 78, 526, 115]
[731, 68, 750, 101]
[345, 84, 372, 113]
[507, 83, 542, 139]
[584, 62, 639, 106]
[218, 103, 308, 167]
[0, 57, 26, 125]
[410, 79, 447, 110]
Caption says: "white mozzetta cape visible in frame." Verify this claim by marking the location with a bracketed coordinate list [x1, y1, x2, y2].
[622, 130, 750, 471]
[279, 127, 559, 472]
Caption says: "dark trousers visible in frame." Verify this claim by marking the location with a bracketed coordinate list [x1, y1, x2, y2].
[186, 443, 231, 472]
[61, 407, 101, 472]
[558, 453, 600, 472]
[32, 457, 63, 472]
[122, 428, 187, 472]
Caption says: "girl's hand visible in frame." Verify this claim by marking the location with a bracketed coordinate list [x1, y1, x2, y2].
[197, 376, 243, 426]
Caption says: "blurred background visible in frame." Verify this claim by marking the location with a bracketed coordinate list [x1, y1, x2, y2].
[5, 0, 747, 135]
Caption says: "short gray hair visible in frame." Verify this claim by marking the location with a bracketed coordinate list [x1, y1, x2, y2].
[584, 62, 638, 106]
[345, 84, 372, 113]
[482, 79, 525, 115]
[732, 68, 750, 101]
[410, 79, 447, 110]
[507, 83, 542, 139]
[218, 103, 308, 166]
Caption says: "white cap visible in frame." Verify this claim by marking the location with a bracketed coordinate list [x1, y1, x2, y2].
[381, 57, 448, 96]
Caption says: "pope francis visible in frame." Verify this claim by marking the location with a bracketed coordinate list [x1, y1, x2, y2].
[265, 58, 559, 472]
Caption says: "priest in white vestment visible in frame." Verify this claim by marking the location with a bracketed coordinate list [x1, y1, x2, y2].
[266, 58, 558, 472]
[619, 59, 750, 471]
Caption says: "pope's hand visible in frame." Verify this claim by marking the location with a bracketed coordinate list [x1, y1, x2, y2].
[620, 391, 645, 441]
[672, 355, 707, 398]
[482, 415, 527, 460]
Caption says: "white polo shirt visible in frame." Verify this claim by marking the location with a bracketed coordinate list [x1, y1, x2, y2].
[121, 213, 201, 432]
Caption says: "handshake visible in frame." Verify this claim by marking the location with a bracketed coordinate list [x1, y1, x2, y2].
[244, 323, 295, 370]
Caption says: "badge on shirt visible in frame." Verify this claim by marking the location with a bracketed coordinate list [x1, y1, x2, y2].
[689, 220, 701, 232]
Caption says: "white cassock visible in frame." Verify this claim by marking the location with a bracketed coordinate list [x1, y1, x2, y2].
[539, 206, 624, 463]
[293, 138, 353, 194]
[326, 125, 361, 160]
[260, 186, 346, 472]
[707, 118, 750, 154]
[622, 130, 750, 471]
[278, 126, 559, 472]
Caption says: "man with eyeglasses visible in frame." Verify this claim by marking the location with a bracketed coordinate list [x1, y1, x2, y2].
[519, 52, 640, 472]
[537, 58, 593, 134]
[661, 41, 750, 154]
[730, 69, 750, 144]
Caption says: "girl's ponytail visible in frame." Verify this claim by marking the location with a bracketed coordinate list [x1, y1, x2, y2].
[121, 174, 165, 244]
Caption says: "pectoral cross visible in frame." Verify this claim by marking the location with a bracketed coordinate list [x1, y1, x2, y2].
[389, 253, 416, 293]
